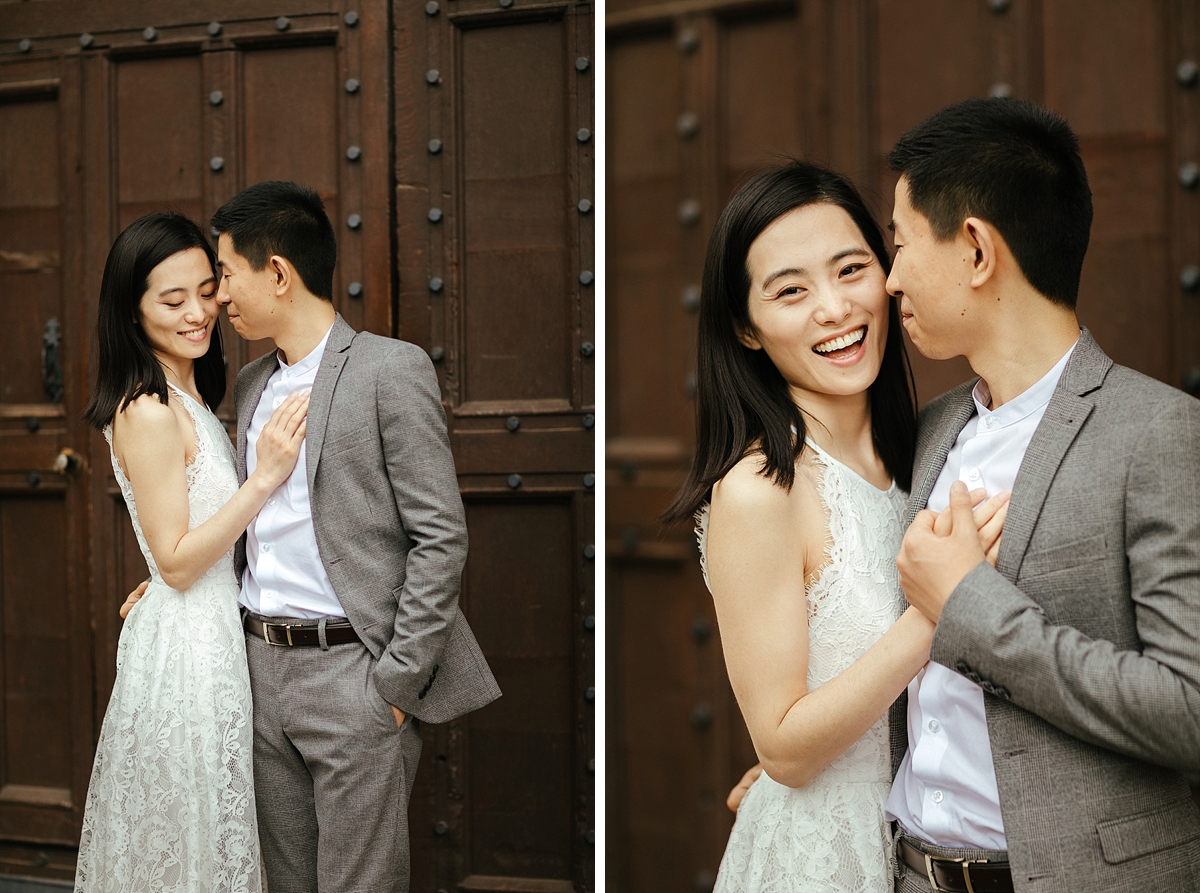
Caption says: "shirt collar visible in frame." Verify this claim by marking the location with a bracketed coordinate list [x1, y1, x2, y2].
[277, 324, 334, 379]
[972, 336, 1079, 429]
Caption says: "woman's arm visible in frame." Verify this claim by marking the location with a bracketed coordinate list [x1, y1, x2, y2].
[113, 390, 308, 592]
[707, 456, 933, 788]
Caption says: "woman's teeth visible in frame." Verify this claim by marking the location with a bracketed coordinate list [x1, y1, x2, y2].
[181, 326, 207, 342]
[814, 326, 865, 354]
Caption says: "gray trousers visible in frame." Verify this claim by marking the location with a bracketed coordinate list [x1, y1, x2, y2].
[246, 630, 423, 893]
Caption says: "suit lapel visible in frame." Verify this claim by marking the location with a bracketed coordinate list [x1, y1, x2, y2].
[996, 328, 1110, 579]
[305, 314, 356, 493]
[909, 386, 977, 525]
[236, 354, 280, 484]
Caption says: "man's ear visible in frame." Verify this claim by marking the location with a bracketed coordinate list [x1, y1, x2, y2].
[268, 254, 292, 295]
[962, 217, 998, 289]
[736, 326, 762, 351]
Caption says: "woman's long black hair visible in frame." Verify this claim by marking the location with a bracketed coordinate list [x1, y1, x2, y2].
[664, 162, 916, 524]
[83, 212, 226, 429]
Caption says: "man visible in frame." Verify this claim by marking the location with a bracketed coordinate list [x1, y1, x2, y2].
[887, 98, 1200, 891]
[211, 180, 499, 892]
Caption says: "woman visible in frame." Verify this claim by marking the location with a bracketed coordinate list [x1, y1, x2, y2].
[76, 213, 309, 893]
[664, 163, 1005, 892]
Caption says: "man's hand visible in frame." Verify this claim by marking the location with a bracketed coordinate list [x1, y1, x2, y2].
[120, 579, 150, 619]
[727, 764, 763, 812]
[897, 480, 987, 622]
[391, 704, 407, 729]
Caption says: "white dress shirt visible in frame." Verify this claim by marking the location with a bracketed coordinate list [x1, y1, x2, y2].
[885, 338, 1078, 848]
[239, 325, 346, 619]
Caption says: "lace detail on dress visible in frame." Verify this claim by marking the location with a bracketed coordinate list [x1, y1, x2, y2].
[77, 387, 261, 893]
[698, 441, 908, 893]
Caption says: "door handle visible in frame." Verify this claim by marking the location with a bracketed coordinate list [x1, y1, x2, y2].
[53, 448, 81, 475]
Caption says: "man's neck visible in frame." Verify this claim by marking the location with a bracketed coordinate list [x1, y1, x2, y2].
[273, 299, 337, 366]
[966, 298, 1079, 409]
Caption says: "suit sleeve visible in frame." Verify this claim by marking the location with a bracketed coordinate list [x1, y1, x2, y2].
[929, 394, 1200, 772]
[370, 343, 468, 713]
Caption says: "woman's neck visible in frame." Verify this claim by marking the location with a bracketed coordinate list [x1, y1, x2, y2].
[156, 352, 199, 398]
[791, 387, 887, 486]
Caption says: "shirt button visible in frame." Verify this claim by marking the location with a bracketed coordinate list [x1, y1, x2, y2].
[932, 790, 944, 804]
[272, 397, 284, 408]
[984, 416, 997, 428]
[967, 468, 981, 481]
[262, 543, 271, 553]
[928, 719, 940, 733]
[267, 498, 276, 506]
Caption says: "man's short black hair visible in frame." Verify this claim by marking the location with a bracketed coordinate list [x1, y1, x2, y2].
[211, 181, 336, 301]
[887, 97, 1092, 309]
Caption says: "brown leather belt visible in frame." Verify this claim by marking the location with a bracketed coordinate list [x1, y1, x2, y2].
[898, 837, 1013, 893]
[243, 614, 361, 647]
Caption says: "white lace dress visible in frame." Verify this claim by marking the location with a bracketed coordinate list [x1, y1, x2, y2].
[75, 385, 261, 893]
[699, 441, 908, 893]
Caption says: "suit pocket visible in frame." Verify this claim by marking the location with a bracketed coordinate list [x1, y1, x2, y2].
[1096, 805, 1200, 864]
[1021, 532, 1107, 575]
[322, 427, 375, 457]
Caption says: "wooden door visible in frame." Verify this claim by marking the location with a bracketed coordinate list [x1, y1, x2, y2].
[0, 50, 90, 878]
[607, 0, 1200, 890]
[395, 3, 596, 891]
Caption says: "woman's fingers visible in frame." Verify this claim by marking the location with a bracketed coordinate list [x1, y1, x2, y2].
[726, 764, 764, 813]
[977, 500, 1009, 554]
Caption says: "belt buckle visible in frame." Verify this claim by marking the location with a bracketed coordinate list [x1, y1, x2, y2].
[263, 621, 294, 646]
[924, 852, 989, 893]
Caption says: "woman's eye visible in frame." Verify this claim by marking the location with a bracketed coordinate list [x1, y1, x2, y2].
[779, 285, 804, 298]
[166, 302, 183, 309]
[840, 264, 863, 277]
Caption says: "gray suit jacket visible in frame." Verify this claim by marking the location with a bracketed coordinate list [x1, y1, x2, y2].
[234, 314, 500, 723]
[890, 328, 1200, 891]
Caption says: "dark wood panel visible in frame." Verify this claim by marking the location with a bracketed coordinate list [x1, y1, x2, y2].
[1043, 0, 1168, 136]
[0, 1, 339, 39]
[115, 54, 204, 227]
[0, 95, 60, 406]
[460, 18, 570, 405]
[0, 493, 75, 843]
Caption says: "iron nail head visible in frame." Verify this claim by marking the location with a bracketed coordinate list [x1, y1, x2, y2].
[276, 16, 290, 31]
[576, 56, 590, 72]
[346, 145, 362, 161]
[344, 11, 360, 26]
[142, 27, 157, 42]
[579, 270, 594, 286]
[426, 69, 440, 85]
[209, 156, 225, 172]
[207, 21, 222, 36]
[428, 138, 443, 154]
[348, 282, 363, 298]
[507, 473, 522, 489]
[578, 198, 593, 214]
[425, 1, 440, 15]
[19, 38, 32, 53]
[428, 277, 444, 293]
[583, 473, 595, 488]
[577, 127, 592, 143]
[79, 33, 94, 47]
[209, 90, 224, 106]
[347, 213, 362, 229]
[345, 78, 360, 93]
[582, 413, 595, 429]
[430, 346, 445, 362]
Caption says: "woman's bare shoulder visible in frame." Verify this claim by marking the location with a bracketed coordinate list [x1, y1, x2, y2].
[711, 448, 823, 533]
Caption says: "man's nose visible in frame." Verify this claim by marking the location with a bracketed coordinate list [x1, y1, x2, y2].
[886, 266, 902, 298]
[215, 279, 230, 304]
